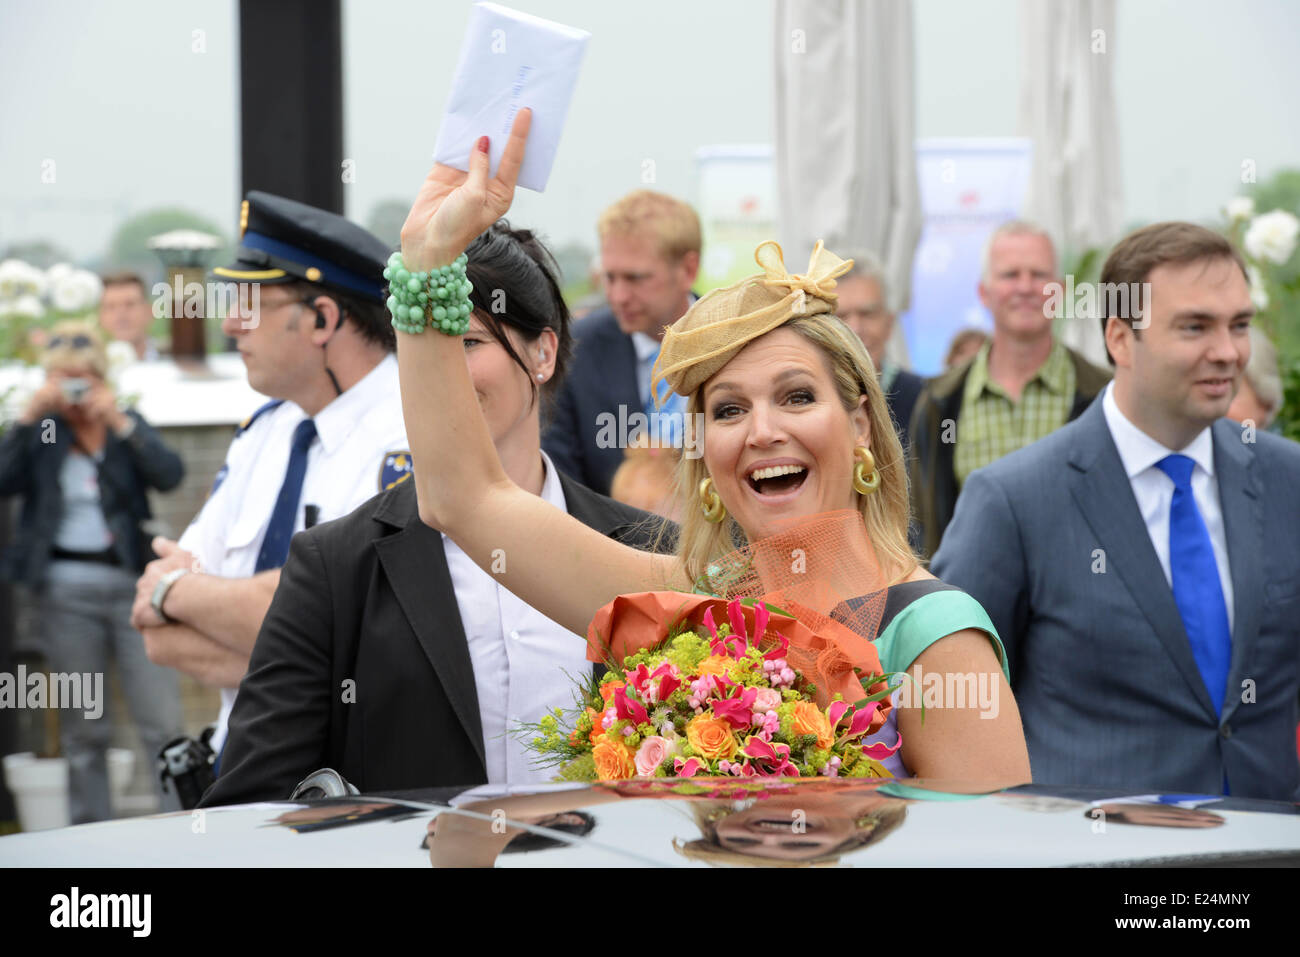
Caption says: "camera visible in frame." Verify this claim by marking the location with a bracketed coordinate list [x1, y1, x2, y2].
[59, 377, 91, 404]
[157, 728, 217, 810]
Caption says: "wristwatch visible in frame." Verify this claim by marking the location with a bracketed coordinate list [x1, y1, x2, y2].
[151, 568, 190, 623]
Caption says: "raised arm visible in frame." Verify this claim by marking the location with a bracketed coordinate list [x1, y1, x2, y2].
[396, 109, 684, 636]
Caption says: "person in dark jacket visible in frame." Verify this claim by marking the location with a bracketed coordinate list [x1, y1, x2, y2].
[908, 222, 1111, 558]
[202, 223, 675, 805]
[833, 250, 925, 457]
[0, 322, 184, 823]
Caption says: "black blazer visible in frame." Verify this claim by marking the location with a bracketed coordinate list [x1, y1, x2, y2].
[202, 473, 672, 806]
[0, 411, 184, 587]
[541, 308, 641, 495]
[885, 367, 925, 456]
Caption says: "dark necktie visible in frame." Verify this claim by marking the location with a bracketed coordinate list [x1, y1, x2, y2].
[1154, 454, 1232, 716]
[255, 419, 317, 572]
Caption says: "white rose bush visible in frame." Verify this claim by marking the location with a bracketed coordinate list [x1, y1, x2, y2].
[0, 259, 105, 366]
[1223, 195, 1300, 441]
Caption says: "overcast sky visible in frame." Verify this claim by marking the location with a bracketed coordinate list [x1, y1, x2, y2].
[3, 0, 1299, 267]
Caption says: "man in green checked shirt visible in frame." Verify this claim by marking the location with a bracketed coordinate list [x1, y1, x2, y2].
[910, 221, 1111, 558]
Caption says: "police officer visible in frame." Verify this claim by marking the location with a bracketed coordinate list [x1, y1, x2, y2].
[132, 192, 412, 757]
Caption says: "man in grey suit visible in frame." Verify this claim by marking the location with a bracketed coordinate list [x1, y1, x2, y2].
[933, 222, 1300, 801]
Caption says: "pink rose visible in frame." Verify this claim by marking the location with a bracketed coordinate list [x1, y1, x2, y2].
[635, 735, 673, 777]
[753, 688, 782, 713]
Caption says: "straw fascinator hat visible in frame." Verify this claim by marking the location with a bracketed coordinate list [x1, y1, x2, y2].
[650, 240, 854, 400]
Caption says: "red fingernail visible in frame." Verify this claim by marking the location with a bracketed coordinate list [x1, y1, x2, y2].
[477, 135, 489, 153]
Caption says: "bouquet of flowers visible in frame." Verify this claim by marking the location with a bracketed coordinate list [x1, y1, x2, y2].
[523, 593, 903, 782]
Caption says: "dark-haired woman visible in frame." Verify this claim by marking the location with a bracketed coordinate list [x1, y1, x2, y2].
[201, 223, 671, 805]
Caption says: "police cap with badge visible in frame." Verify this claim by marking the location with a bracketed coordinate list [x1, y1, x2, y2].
[209, 192, 413, 498]
[212, 191, 391, 307]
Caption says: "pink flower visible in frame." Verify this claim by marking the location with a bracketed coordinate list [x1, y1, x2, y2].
[635, 736, 672, 777]
[727, 599, 749, 644]
[711, 687, 758, 729]
[674, 756, 704, 777]
[701, 606, 718, 640]
[613, 686, 649, 726]
[753, 688, 782, 713]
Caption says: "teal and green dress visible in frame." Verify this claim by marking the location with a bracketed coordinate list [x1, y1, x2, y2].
[840, 579, 1009, 777]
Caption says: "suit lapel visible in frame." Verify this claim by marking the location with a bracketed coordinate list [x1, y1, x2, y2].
[1213, 420, 1262, 725]
[560, 471, 624, 534]
[613, 329, 642, 412]
[372, 485, 486, 771]
[1066, 401, 1218, 720]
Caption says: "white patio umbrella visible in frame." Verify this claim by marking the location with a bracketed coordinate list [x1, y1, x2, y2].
[772, 0, 922, 366]
[1019, 0, 1124, 365]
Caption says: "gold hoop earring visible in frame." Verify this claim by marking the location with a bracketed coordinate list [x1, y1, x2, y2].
[698, 477, 726, 524]
[853, 446, 880, 495]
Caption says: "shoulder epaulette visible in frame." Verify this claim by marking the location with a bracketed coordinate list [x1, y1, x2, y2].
[236, 399, 285, 437]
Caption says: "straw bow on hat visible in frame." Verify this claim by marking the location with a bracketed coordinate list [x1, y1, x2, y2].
[650, 240, 854, 400]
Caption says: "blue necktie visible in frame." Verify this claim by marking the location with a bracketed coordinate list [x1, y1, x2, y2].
[646, 347, 685, 446]
[255, 419, 317, 572]
[1155, 454, 1232, 717]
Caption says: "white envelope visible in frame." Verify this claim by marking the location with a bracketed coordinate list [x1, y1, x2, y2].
[433, 2, 590, 193]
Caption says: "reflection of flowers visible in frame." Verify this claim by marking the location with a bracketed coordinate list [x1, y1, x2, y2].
[1243, 209, 1299, 265]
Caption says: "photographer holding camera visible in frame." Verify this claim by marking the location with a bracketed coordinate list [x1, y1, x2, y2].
[0, 320, 185, 824]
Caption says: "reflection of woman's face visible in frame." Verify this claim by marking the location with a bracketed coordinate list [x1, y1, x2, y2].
[712, 795, 886, 862]
[700, 329, 869, 542]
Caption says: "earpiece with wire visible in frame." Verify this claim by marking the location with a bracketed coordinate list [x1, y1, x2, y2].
[304, 297, 343, 396]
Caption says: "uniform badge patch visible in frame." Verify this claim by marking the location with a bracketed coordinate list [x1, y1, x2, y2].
[379, 450, 413, 490]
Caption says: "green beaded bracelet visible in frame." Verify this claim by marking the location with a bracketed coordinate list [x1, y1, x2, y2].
[383, 251, 473, 335]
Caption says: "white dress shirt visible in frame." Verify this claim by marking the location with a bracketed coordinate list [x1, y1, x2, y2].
[441, 451, 593, 785]
[179, 354, 410, 752]
[631, 330, 661, 409]
[1100, 382, 1234, 632]
[631, 295, 697, 409]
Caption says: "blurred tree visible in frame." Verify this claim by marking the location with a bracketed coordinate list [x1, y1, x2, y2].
[551, 241, 598, 308]
[0, 239, 74, 269]
[1247, 169, 1300, 220]
[104, 208, 232, 354]
[104, 208, 230, 283]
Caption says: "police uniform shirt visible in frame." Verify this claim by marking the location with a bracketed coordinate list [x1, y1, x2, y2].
[179, 353, 411, 752]
[441, 451, 593, 785]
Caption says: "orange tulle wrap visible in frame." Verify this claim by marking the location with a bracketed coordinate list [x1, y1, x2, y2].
[586, 510, 893, 738]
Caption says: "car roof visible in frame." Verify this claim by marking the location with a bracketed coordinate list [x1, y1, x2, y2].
[2, 779, 1297, 868]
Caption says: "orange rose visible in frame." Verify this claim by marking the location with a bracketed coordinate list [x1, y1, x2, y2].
[592, 738, 636, 780]
[791, 701, 835, 750]
[695, 656, 733, 679]
[686, 712, 738, 761]
[599, 680, 625, 703]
